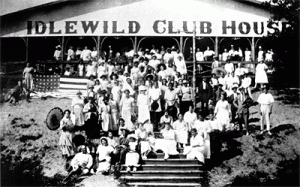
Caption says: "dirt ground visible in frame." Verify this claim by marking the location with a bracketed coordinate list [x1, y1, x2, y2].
[0, 88, 299, 186]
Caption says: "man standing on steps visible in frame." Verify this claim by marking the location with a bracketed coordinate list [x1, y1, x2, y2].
[114, 127, 129, 178]
[198, 77, 212, 116]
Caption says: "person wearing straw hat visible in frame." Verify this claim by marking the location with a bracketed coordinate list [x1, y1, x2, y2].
[96, 137, 114, 174]
[53, 45, 62, 61]
[137, 85, 151, 123]
[257, 84, 274, 135]
[72, 91, 85, 128]
[125, 134, 140, 172]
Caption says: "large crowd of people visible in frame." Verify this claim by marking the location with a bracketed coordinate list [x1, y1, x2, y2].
[56, 44, 275, 181]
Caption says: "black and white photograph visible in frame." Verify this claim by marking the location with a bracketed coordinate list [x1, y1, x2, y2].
[0, 0, 299, 186]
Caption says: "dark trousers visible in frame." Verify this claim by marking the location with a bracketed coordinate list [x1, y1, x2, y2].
[150, 111, 162, 131]
[115, 148, 129, 165]
[238, 111, 249, 132]
[200, 100, 209, 115]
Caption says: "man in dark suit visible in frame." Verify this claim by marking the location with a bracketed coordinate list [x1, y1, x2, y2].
[198, 77, 212, 116]
[236, 87, 250, 135]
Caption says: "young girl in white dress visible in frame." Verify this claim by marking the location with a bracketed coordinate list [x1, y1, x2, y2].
[214, 92, 232, 131]
[137, 86, 150, 123]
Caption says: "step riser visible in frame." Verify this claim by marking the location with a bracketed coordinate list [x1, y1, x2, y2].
[128, 184, 201, 187]
[122, 173, 201, 177]
[144, 161, 199, 165]
[140, 166, 202, 171]
[155, 154, 186, 159]
[121, 179, 201, 183]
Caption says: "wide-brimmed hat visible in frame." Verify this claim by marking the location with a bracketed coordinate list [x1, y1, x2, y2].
[100, 74, 107, 79]
[232, 84, 239, 89]
[145, 74, 154, 80]
[56, 45, 61, 49]
[157, 63, 166, 70]
[182, 79, 188, 84]
[76, 90, 82, 95]
[100, 137, 108, 143]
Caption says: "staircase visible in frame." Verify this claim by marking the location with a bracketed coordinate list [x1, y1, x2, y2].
[119, 133, 204, 187]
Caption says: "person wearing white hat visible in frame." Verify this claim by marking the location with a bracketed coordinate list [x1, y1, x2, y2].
[54, 45, 62, 61]
[174, 54, 187, 76]
[96, 137, 114, 174]
[257, 46, 264, 62]
[137, 85, 150, 123]
[125, 134, 140, 171]
[257, 84, 274, 135]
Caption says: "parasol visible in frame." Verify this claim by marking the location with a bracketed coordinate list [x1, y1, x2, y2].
[46, 107, 64, 130]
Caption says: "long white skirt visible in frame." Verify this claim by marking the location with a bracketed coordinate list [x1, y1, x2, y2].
[97, 156, 111, 172]
[125, 151, 140, 167]
[111, 110, 119, 130]
[175, 130, 188, 144]
[122, 109, 134, 131]
[140, 140, 151, 155]
[138, 105, 150, 123]
[184, 146, 205, 163]
[155, 139, 178, 155]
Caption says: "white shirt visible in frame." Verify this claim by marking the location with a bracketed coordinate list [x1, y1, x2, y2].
[149, 59, 160, 70]
[245, 50, 251, 62]
[71, 152, 93, 169]
[224, 63, 234, 74]
[91, 50, 98, 58]
[241, 77, 252, 88]
[165, 89, 178, 106]
[184, 111, 197, 130]
[204, 50, 215, 58]
[222, 52, 229, 61]
[81, 49, 92, 61]
[149, 87, 161, 101]
[257, 93, 274, 105]
[196, 51, 204, 61]
[67, 49, 75, 61]
[163, 53, 174, 64]
[174, 59, 187, 75]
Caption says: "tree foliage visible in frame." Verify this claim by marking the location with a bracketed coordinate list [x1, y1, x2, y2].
[262, 0, 300, 87]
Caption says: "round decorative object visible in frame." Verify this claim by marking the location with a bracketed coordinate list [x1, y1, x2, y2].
[151, 101, 159, 111]
[46, 107, 63, 130]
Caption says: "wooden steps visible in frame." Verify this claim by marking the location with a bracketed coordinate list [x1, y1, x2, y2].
[127, 182, 201, 187]
[120, 170, 203, 177]
[120, 132, 203, 187]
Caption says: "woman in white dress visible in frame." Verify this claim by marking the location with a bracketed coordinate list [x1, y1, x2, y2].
[125, 134, 140, 172]
[183, 106, 197, 131]
[96, 137, 114, 174]
[135, 123, 151, 159]
[100, 75, 109, 91]
[59, 110, 75, 159]
[255, 60, 268, 89]
[214, 92, 231, 131]
[159, 111, 173, 130]
[157, 64, 167, 80]
[193, 115, 212, 159]
[137, 86, 150, 123]
[111, 80, 122, 104]
[131, 62, 140, 86]
[172, 113, 188, 148]
[174, 54, 187, 76]
[99, 97, 113, 133]
[184, 128, 205, 163]
[120, 89, 135, 133]
[97, 61, 107, 79]
[158, 123, 178, 160]
[71, 91, 85, 128]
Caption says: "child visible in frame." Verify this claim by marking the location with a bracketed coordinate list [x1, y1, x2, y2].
[125, 134, 140, 172]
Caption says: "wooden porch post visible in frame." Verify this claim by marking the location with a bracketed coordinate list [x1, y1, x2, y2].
[251, 37, 255, 62]
[97, 36, 101, 59]
[180, 36, 183, 53]
[26, 37, 29, 62]
[215, 36, 219, 57]
[134, 36, 137, 53]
